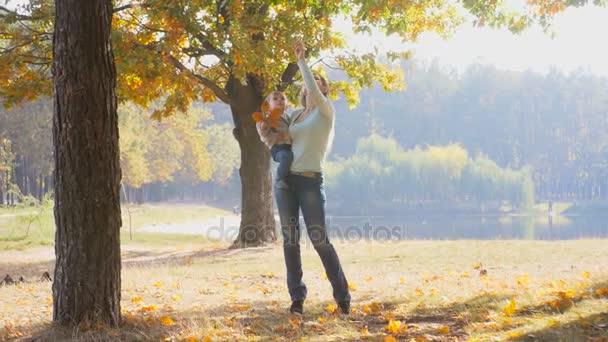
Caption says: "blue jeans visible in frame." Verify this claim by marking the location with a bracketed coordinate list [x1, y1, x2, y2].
[271, 144, 293, 181]
[274, 173, 351, 303]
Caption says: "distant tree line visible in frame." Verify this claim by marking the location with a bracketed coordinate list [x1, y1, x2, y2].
[2, 61, 607, 206]
[325, 134, 534, 213]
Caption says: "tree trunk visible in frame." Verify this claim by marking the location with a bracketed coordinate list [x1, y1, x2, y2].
[0, 173, 4, 206]
[52, 0, 121, 326]
[227, 76, 277, 248]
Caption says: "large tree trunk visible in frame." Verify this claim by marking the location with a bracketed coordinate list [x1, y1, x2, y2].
[227, 77, 277, 248]
[52, 0, 122, 326]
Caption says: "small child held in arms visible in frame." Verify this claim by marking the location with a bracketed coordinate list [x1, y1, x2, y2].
[254, 91, 292, 189]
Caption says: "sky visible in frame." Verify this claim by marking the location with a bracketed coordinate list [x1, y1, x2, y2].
[338, 5, 608, 76]
[5, 1, 608, 77]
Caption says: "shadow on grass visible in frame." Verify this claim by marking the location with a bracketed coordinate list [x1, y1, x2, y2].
[1, 244, 275, 283]
[5, 270, 607, 341]
[511, 312, 608, 342]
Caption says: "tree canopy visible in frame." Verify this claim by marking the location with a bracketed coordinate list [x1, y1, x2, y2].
[2, 0, 603, 112]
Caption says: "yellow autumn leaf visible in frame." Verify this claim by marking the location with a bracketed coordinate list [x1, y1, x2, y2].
[415, 288, 425, 296]
[140, 305, 158, 312]
[160, 316, 175, 326]
[364, 276, 373, 282]
[325, 304, 337, 313]
[317, 317, 327, 324]
[399, 277, 405, 283]
[473, 263, 481, 269]
[437, 326, 450, 334]
[348, 281, 357, 290]
[582, 271, 590, 279]
[385, 319, 402, 333]
[171, 295, 182, 301]
[185, 337, 198, 342]
[384, 336, 397, 342]
[508, 331, 522, 338]
[503, 299, 516, 316]
[203, 337, 212, 342]
[596, 288, 608, 296]
[516, 275, 529, 287]
[153, 281, 164, 287]
[131, 296, 143, 304]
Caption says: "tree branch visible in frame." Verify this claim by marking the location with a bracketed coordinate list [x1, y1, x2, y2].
[0, 6, 44, 21]
[277, 62, 299, 91]
[167, 54, 231, 104]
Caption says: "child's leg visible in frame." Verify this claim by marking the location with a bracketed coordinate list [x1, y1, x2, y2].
[276, 148, 294, 181]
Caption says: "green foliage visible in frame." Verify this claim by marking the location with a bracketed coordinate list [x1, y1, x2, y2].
[326, 134, 535, 209]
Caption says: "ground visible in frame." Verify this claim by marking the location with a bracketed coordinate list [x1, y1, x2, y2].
[1, 238, 607, 341]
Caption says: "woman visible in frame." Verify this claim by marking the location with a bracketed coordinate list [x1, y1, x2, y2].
[274, 42, 351, 316]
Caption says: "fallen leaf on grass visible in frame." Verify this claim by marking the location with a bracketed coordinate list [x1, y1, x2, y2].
[160, 316, 175, 326]
[140, 305, 158, 312]
[503, 299, 516, 316]
[436, 326, 450, 334]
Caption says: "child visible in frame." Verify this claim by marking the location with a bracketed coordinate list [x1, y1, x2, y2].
[255, 91, 293, 189]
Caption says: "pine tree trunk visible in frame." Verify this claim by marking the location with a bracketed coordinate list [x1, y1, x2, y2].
[52, 0, 121, 326]
[227, 77, 277, 248]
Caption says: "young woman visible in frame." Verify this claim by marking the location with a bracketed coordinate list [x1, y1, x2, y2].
[274, 42, 351, 316]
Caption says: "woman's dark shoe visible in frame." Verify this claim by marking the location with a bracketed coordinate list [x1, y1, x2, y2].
[290, 300, 304, 315]
[338, 300, 350, 315]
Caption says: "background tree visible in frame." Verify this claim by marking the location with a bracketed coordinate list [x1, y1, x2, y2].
[51, 0, 121, 326]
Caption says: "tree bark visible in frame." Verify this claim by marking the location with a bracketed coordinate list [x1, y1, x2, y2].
[52, 0, 122, 326]
[0, 173, 4, 206]
[227, 76, 277, 248]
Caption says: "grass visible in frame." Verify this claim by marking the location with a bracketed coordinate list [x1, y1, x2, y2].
[1, 240, 607, 341]
[0, 203, 233, 250]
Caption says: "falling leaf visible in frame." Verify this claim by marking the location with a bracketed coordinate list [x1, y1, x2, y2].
[171, 295, 182, 301]
[437, 326, 450, 334]
[325, 304, 337, 314]
[399, 277, 405, 283]
[473, 263, 482, 269]
[160, 316, 175, 326]
[503, 299, 516, 316]
[348, 281, 357, 290]
[582, 271, 590, 279]
[153, 281, 164, 287]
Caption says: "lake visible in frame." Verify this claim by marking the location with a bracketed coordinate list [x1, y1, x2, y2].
[139, 213, 608, 241]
